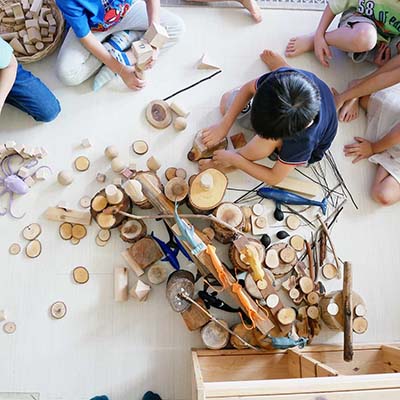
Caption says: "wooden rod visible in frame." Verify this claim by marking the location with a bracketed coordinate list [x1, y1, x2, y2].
[343, 261, 353, 362]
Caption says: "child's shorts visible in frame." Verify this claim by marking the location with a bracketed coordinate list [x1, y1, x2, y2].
[338, 10, 400, 63]
[226, 87, 253, 130]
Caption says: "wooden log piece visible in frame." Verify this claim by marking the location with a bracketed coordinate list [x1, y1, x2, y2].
[290, 235, 305, 251]
[10, 38, 27, 55]
[114, 267, 129, 302]
[279, 246, 296, 264]
[230, 323, 257, 349]
[286, 215, 301, 230]
[25, 239, 41, 258]
[169, 100, 189, 118]
[73, 266, 89, 284]
[181, 298, 210, 331]
[187, 130, 228, 162]
[277, 308, 296, 325]
[71, 224, 87, 240]
[164, 177, 189, 202]
[201, 320, 230, 350]
[132, 140, 148, 155]
[165, 167, 177, 181]
[307, 305, 320, 320]
[322, 263, 338, 280]
[166, 271, 195, 312]
[343, 261, 353, 362]
[22, 223, 42, 240]
[211, 202, 243, 244]
[147, 263, 168, 285]
[319, 230, 327, 265]
[127, 236, 163, 276]
[299, 276, 314, 295]
[119, 219, 146, 243]
[353, 316, 368, 334]
[146, 100, 172, 129]
[265, 248, 279, 269]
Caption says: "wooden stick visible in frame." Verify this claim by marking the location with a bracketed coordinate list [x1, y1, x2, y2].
[305, 241, 315, 283]
[179, 293, 258, 351]
[343, 261, 353, 362]
[317, 215, 341, 278]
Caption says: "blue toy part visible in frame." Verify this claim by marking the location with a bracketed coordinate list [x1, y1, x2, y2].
[257, 187, 327, 215]
[151, 232, 181, 271]
[174, 236, 193, 261]
[267, 333, 308, 350]
[174, 203, 206, 256]
[90, 396, 109, 400]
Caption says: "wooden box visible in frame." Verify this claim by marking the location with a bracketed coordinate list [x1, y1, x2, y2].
[192, 344, 400, 399]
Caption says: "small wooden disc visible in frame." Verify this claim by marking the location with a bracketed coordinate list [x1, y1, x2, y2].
[353, 316, 368, 334]
[299, 277, 314, 294]
[70, 237, 80, 245]
[257, 279, 268, 290]
[95, 236, 108, 247]
[265, 249, 279, 269]
[354, 304, 367, 317]
[25, 240, 41, 258]
[307, 305, 320, 320]
[146, 100, 173, 129]
[290, 235, 305, 251]
[147, 264, 168, 285]
[74, 156, 90, 172]
[119, 220, 146, 243]
[98, 229, 111, 242]
[96, 213, 116, 229]
[3, 321, 16, 334]
[266, 294, 280, 309]
[201, 320, 230, 350]
[73, 266, 89, 284]
[252, 203, 265, 216]
[59, 223, 73, 240]
[327, 302, 339, 316]
[72, 224, 87, 240]
[255, 216, 267, 229]
[307, 292, 320, 305]
[132, 140, 149, 155]
[9, 243, 21, 255]
[279, 246, 296, 264]
[289, 288, 300, 300]
[165, 167, 177, 181]
[92, 195, 108, 212]
[322, 263, 338, 280]
[50, 301, 67, 319]
[165, 177, 189, 202]
[22, 223, 42, 241]
[175, 168, 187, 179]
[286, 215, 301, 230]
[79, 196, 91, 208]
[277, 307, 296, 325]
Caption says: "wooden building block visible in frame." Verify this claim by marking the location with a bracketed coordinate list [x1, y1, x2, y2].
[42, 34, 53, 43]
[114, 267, 129, 302]
[46, 13, 56, 26]
[18, 166, 31, 179]
[27, 27, 41, 44]
[132, 40, 153, 64]
[130, 280, 151, 302]
[25, 19, 39, 29]
[19, 29, 27, 38]
[21, 0, 30, 11]
[40, 27, 48, 36]
[23, 34, 31, 45]
[170, 101, 190, 118]
[14, 23, 26, 32]
[143, 22, 169, 48]
[48, 25, 56, 34]
[24, 176, 35, 187]
[197, 53, 220, 70]
[45, 207, 92, 226]
[274, 176, 319, 197]
[40, 7, 51, 17]
[30, 0, 43, 17]
[10, 37, 28, 54]
[2, 17, 16, 24]
[11, 3, 25, 24]
[4, 7, 13, 17]
[0, 32, 18, 41]
[38, 17, 48, 28]
[181, 298, 210, 331]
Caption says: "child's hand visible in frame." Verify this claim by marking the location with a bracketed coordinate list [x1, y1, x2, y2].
[120, 66, 146, 90]
[374, 42, 391, 67]
[212, 149, 239, 167]
[343, 137, 374, 163]
[314, 35, 332, 67]
[202, 124, 228, 148]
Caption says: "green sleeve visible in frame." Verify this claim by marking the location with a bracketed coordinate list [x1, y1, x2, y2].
[328, 0, 358, 15]
[0, 38, 13, 69]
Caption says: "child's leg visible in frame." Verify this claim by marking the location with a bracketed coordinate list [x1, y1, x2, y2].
[6, 64, 60, 122]
[371, 165, 400, 206]
[260, 49, 290, 71]
[286, 22, 377, 58]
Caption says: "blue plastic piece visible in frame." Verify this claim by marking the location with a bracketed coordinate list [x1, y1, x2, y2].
[267, 334, 308, 350]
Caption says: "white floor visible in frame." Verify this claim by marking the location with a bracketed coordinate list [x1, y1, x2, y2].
[0, 7, 399, 400]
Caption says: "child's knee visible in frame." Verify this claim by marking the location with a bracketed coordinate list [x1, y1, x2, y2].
[351, 24, 377, 52]
[56, 58, 86, 86]
[371, 187, 395, 206]
[35, 98, 61, 122]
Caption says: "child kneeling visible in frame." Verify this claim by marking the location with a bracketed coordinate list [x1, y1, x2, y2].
[200, 50, 338, 186]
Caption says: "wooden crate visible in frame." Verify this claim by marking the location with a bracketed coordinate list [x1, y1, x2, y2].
[192, 344, 400, 400]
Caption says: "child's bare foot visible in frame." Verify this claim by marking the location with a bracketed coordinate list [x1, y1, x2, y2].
[339, 98, 360, 123]
[285, 34, 314, 57]
[238, 0, 262, 23]
[260, 49, 289, 71]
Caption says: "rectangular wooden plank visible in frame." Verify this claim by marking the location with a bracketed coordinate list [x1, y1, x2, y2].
[274, 176, 319, 197]
[287, 349, 301, 378]
[44, 206, 91, 225]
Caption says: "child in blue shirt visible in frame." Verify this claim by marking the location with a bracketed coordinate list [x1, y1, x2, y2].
[200, 50, 338, 186]
[56, 0, 184, 89]
[0, 38, 60, 122]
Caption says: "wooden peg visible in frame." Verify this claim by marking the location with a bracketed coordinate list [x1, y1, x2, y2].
[105, 184, 123, 205]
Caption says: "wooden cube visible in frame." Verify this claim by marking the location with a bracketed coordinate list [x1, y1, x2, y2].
[27, 27, 41, 44]
[30, 0, 43, 18]
[24, 43, 37, 54]
[11, 3, 25, 24]
[46, 13, 56, 26]
[132, 40, 153, 65]
[21, 0, 30, 11]
[143, 23, 169, 49]
[25, 19, 39, 29]
[9, 38, 27, 55]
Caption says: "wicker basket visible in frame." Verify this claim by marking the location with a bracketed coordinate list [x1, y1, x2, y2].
[0, 0, 65, 64]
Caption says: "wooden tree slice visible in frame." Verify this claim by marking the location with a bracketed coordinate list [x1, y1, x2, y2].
[307, 292, 320, 305]
[266, 294, 280, 309]
[286, 215, 301, 230]
[147, 264, 168, 285]
[299, 277, 314, 294]
[189, 169, 228, 211]
[279, 247, 296, 264]
[74, 156, 90, 172]
[132, 140, 149, 155]
[3, 321, 16, 334]
[73, 266, 89, 284]
[166, 277, 195, 312]
[50, 301, 67, 319]
[353, 316, 368, 334]
[70, 237, 80, 245]
[277, 308, 296, 325]
[230, 323, 257, 349]
[354, 304, 367, 317]
[201, 320, 230, 350]
[255, 216, 267, 229]
[289, 288, 300, 300]
[307, 305, 320, 320]
[187, 130, 228, 161]
[252, 203, 265, 216]
[119, 220, 147, 243]
[244, 269, 274, 300]
[92, 195, 108, 212]
[266, 243, 297, 277]
[265, 249, 279, 269]
[72, 224, 87, 240]
[95, 236, 108, 247]
[146, 100, 173, 129]
[181, 298, 210, 331]
[9, 243, 21, 255]
[322, 263, 338, 280]
[175, 168, 187, 179]
[98, 229, 111, 242]
[22, 223, 42, 240]
[165, 177, 189, 202]
[25, 240, 41, 258]
[128, 237, 163, 275]
[96, 213, 116, 229]
[290, 235, 305, 251]
[327, 302, 340, 316]
[79, 196, 91, 209]
[165, 167, 177, 181]
[229, 239, 265, 272]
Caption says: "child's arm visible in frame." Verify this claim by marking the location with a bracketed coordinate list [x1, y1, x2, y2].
[80, 32, 145, 90]
[202, 80, 257, 148]
[0, 54, 17, 114]
[146, 0, 160, 25]
[344, 123, 400, 163]
[314, 5, 335, 67]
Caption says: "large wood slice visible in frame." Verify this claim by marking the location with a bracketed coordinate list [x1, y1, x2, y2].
[166, 270, 195, 313]
[127, 236, 163, 275]
[119, 219, 147, 243]
[131, 171, 164, 209]
[188, 169, 228, 212]
[201, 320, 230, 350]
[211, 202, 244, 244]
[91, 185, 131, 229]
[265, 243, 297, 278]
[230, 324, 257, 349]
[187, 130, 228, 161]
[164, 177, 189, 203]
[229, 238, 266, 272]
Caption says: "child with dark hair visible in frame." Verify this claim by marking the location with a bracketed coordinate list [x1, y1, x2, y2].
[200, 50, 338, 186]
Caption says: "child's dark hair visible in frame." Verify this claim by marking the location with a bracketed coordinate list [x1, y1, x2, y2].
[250, 71, 321, 139]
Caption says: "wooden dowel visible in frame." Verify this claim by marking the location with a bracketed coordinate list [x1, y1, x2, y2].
[343, 261, 353, 362]
[305, 241, 315, 283]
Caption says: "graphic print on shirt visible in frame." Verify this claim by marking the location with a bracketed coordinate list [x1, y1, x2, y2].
[357, 0, 400, 38]
[92, 0, 131, 32]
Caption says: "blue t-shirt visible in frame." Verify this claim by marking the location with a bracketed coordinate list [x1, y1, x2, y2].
[56, 0, 133, 38]
[256, 67, 338, 165]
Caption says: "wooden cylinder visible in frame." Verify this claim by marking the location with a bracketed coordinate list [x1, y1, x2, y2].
[105, 184, 123, 205]
[201, 320, 230, 350]
[211, 202, 244, 244]
[343, 261, 353, 362]
[200, 173, 213, 190]
[123, 179, 146, 203]
[114, 267, 128, 302]
[353, 316, 368, 334]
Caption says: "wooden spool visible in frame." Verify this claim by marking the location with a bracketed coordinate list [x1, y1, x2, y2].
[187, 130, 228, 162]
[266, 243, 298, 277]
[230, 323, 257, 349]
[229, 239, 265, 272]
[322, 263, 338, 280]
[201, 320, 230, 350]
[146, 100, 173, 129]
[119, 219, 147, 243]
[181, 298, 210, 331]
[211, 202, 243, 244]
[353, 316, 368, 334]
[277, 308, 296, 325]
[166, 270, 195, 313]
[165, 177, 189, 203]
